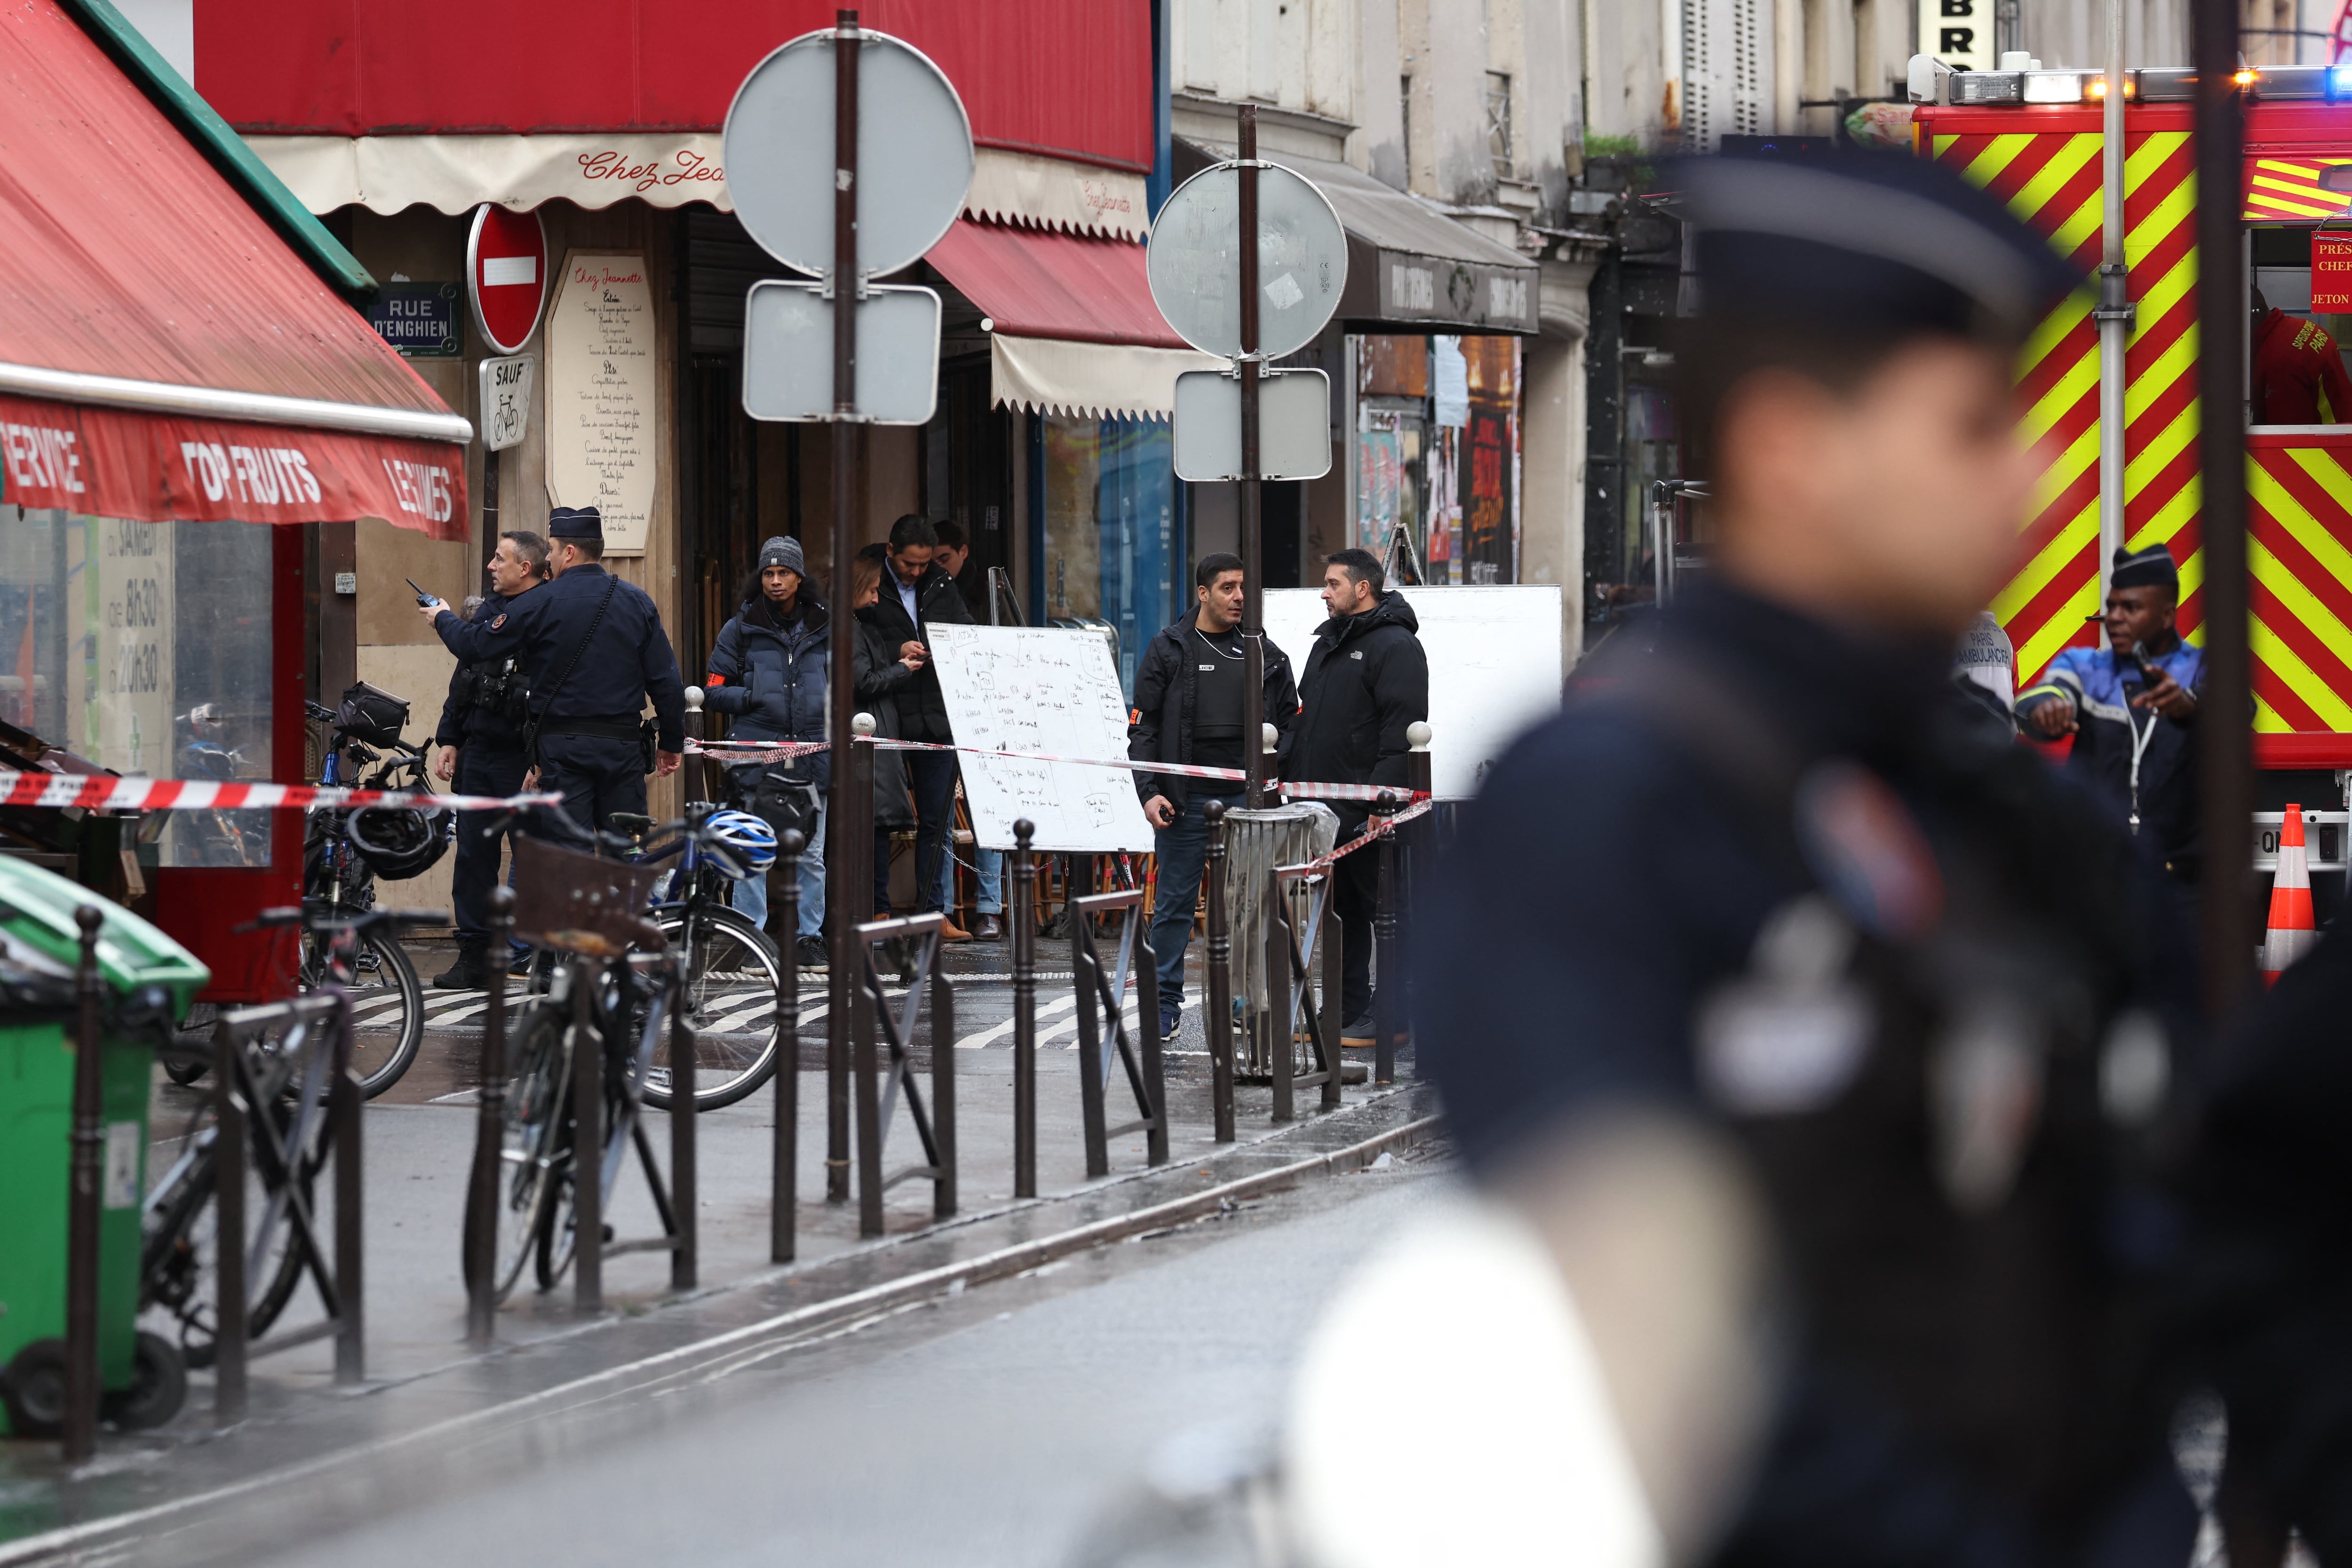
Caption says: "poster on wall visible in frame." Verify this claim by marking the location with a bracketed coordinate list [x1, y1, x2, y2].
[84, 516, 174, 778]
[546, 251, 657, 554]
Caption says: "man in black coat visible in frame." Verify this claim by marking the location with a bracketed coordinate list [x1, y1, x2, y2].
[1129, 551, 1298, 1036]
[862, 514, 975, 925]
[1287, 547, 1428, 1039]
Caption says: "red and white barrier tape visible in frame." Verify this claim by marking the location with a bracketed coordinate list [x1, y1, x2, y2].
[0, 771, 563, 814]
[1304, 798, 1436, 871]
[685, 736, 1427, 804]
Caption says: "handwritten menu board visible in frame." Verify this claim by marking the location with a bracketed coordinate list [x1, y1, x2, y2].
[545, 252, 656, 554]
[926, 625, 1156, 853]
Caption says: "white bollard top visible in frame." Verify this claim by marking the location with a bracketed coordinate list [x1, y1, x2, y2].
[1262, 722, 1279, 753]
[852, 712, 876, 737]
[1406, 721, 1432, 751]
[684, 685, 705, 711]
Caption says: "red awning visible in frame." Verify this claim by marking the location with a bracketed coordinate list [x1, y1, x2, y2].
[0, 0, 469, 535]
[926, 222, 1189, 348]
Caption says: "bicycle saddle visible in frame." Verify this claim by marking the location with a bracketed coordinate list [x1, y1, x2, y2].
[608, 812, 656, 834]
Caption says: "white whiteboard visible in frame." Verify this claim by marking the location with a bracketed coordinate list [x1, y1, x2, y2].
[927, 624, 1158, 853]
[1263, 585, 1563, 800]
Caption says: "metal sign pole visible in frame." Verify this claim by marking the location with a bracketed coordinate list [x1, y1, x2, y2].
[825, 7, 863, 1203]
[1239, 105, 1266, 807]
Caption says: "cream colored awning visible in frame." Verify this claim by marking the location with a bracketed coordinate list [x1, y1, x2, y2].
[989, 334, 1222, 422]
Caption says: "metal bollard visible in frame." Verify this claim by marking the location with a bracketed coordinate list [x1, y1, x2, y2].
[572, 956, 603, 1314]
[829, 716, 875, 1205]
[852, 935, 885, 1240]
[771, 828, 803, 1264]
[1073, 901, 1110, 1177]
[930, 935, 955, 1219]
[1136, 916, 1167, 1166]
[213, 1015, 248, 1426]
[466, 886, 514, 1345]
[1011, 819, 1038, 1198]
[1268, 869, 1294, 1123]
[62, 905, 103, 1463]
[1373, 791, 1401, 1087]
[1319, 876, 1343, 1112]
[669, 940, 697, 1293]
[330, 993, 364, 1385]
[682, 685, 708, 810]
[1202, 800, 1234, 1143]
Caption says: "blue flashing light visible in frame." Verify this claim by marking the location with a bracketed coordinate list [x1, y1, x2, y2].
[2331, 64, 2352, 100]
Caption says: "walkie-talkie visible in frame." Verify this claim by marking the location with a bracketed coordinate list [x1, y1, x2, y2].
[406, 577, 437, 607]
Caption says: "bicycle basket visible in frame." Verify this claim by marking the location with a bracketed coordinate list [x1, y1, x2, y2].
[334, 681, 411, 748]
[509, 836, 665, 957]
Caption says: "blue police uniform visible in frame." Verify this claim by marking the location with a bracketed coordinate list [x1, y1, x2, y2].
[1416, 151, 2229, 1561]
[516, 509, 686, 837]
[430, 586, 542, 974]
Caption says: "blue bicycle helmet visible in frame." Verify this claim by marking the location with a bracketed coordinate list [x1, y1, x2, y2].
[702, 809, 778, 878]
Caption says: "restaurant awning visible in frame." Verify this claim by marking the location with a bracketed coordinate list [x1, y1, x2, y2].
[0, 0, 470, 535]
[925, 222, 1222, 421]
[1176, 139, 1540, 336]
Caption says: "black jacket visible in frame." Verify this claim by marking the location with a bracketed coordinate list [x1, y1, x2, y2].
[703, 596, 829, 745]
[434, 589, 528, 752]
[860, 562, 974, 742]
[1126, 611, 1297, 809]
[853, 605, 919, 829]
[1286, 592, 1428, 797]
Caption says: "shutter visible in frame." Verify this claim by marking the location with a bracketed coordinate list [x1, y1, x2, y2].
[1684, 0, 1774, 150]
[683, 208, 792, 358]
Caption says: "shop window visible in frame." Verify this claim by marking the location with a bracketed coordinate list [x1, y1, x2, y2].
[1486, 72, 1514, 177]
[0, 509, 273, 867]
[1041, 417, 1174, 700]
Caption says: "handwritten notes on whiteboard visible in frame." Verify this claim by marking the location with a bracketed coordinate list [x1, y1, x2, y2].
[546, 252, 656, 554]
[927, 625, 1156, 853]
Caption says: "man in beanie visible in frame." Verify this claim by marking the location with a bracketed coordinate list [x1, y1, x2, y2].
[1414, 150, 2217, 1560]
[2018, 541, 2205, 878]
[704, 535, 829, 968]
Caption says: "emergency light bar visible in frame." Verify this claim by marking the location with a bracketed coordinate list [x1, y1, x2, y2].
[1907, 59, 2326, 107]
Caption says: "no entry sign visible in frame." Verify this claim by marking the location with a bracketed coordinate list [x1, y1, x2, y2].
[467, 205, 549, 356]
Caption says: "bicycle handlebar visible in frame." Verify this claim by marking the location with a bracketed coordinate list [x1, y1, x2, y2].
[238, 904, 451, 934]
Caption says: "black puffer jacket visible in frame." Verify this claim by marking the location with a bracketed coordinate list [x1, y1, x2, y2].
[1285, 592, 1428, 798]
[1126, 612, 1298, 810]
[860, 562, 973, 742]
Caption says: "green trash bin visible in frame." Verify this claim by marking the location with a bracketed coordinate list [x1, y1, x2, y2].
[0, 856, 208, 1437]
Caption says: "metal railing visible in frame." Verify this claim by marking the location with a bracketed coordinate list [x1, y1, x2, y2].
[851, 910, 955, 1237]
[1069, 889, 1167, 1176]
[1265, 862, 1345, 1123]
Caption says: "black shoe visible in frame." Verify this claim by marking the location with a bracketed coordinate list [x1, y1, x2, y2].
[796, 935, 829, 971]
[972, 914, 1003, 941]
[432, 946, 487, 990]
[1341, 1013, 1378, 1047]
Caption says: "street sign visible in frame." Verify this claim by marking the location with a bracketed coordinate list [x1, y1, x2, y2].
[368, 283, 460, 358]
[477, 355, 534, 452]
[1147, 161, 1347, 360]
[722, 28, 973, 280]
[467, 206, 549, 355]
[741, 280, 942, 425]
[1172, 369, 1331, 481]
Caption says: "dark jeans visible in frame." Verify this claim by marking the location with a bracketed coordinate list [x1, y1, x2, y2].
[533, 733, 645, 841]
[1150, 789, 1243, 1013]
[902, 748, 958, 914]
[451, 744, 528, 944]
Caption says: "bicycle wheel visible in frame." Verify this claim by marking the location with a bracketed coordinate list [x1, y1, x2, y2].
[534, 1015, 605, 1292]
[465, 999, 571, 1303]
[639, 905, 787, 1111]
[306, 924, 424, 1097]
[138, 1104, 317, 1369]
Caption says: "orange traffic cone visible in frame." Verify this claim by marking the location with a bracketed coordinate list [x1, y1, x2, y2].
[2262, 803, 2317, 987]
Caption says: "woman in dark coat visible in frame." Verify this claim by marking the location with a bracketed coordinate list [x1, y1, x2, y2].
[702, 535, 827, 966]
[848, 549, 924, 918]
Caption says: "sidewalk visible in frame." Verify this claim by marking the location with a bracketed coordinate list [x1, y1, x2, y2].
[0, 932, 1438, 1564]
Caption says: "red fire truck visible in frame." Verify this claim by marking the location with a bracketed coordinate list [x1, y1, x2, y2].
[1913, 59, 2352, 899]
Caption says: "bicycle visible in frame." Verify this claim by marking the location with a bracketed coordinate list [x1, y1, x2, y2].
[142, 905, 437, 1366]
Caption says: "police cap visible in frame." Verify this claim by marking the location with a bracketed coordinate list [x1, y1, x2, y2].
[1681, 149, 2085, 345]
[2111, 541, 2179, 594]
[548, 506, 602, 540]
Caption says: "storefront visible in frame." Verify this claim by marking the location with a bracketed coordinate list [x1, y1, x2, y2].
[0, 0, 469, 995]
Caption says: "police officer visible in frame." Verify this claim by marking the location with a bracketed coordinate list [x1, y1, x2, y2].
[1416, 151, 2213, 1560]
[2017, 541, 2204, 878]
[419, 529, 549, 987]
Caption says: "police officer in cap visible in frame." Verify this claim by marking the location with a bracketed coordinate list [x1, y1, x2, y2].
[1414, 150, 2215, 1560]
[517, 505, 684, 836]
[2017, 541, 2204, 878]
[417, 529, 551, 987]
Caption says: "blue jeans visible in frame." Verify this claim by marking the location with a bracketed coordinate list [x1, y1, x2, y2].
[1150, 790, 1241, 1014]
[933, 843, 1002, 916]
[733, 796, 825, 939]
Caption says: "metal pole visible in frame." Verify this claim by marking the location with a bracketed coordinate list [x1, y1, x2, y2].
[1268, 870, 1293, 1122]
[1011, 819, 1038, 1197]
[853, 934, 884, 1238]
[2095, 0, 2130, 601]
[1203, 799, 1235, 1142]
[930, 937, 955, 1218]
[1239, 104, 1267, 808]
[683, 689, 708, 813]
[825, 5, 865, 1205]
[669, 951, 697, 1291]
[330, 996, 364, 1385]
[572, 957, 603, 1314]
[1074, 913, 1110, 1178]
[467, 886, 511, 1345]
[480, 446, 501, 595]
[62, 905, 103, 1463]
[1319, 875, 1343, 1111]
[833, 717, 873, 1202]
[772, 828, 803, 1263]
[1373, 792, 1401, 1087]
[212, 1018, 247, 1427]
[1136, 911, 1167, 1165]
[2193, 0, 2255, 1021]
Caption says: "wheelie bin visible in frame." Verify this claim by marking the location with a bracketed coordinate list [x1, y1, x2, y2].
[0, 855, 208, 1437]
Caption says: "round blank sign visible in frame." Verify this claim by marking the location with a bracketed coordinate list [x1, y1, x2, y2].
[1147, 161, 1348, 360]
[723, 28, 975, 279]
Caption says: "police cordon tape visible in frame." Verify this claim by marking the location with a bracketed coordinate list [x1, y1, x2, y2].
[0, 771, 565, 813]
[684, 737, 1432, 805]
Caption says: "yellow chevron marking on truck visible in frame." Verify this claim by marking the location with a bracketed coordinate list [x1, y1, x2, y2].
[1994, 500, 2099, 624]
[2125, 176, 2198, 267]
[2255, 692, 2290, 732]
[2125, 332, 2198, 424]
[2124, 403, 2199, 499]
[2133, 473, 2202, 553]
[2130, 259, 2197, 350]
[2125, 132, 2189, 191]
[2023, 351, 2100, 444]
[1962, 133, 2037, 188]
[2251, 609, 2352, 730]
[2251, 534, 2352, 693]
[2011, 134, 2102, 221]
[2027, 424, 2101, 521]
[2019, 291, 2093, 378]
[2016, 574, 2102, 680]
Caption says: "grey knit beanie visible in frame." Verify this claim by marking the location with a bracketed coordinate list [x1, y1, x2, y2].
[758, 535, 804, 577]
